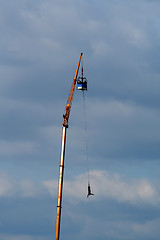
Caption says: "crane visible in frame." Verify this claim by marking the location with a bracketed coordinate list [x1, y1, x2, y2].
[55, 53, 87, 240]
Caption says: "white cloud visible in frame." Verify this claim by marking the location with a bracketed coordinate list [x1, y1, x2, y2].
[1, 168, 156, 206]
[19, 179, 42, 198]
[0, 172, 47, 198]
[0, 143, 158, 206]
[0, 173, 15, 197]
[0, 1, 160, 239]
[43, 170, 160, 206]
[91, 170, 159, 205]
[42, 179, 58, 198]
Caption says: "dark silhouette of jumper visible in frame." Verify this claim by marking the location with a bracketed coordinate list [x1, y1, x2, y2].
[87, 183, 94, 198]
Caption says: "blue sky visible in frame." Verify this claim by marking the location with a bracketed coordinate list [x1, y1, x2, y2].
[0, 0, 160, 239]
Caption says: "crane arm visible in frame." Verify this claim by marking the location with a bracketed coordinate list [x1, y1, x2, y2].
[62, 53, 83, 127]
[55, 53, 83, 240]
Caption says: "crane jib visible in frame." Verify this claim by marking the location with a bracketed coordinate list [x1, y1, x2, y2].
[55, 53, 84, 240]
[62, 53, 83, 128]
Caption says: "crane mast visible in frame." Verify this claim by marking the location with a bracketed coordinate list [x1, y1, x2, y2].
[55, 53, 83, 240]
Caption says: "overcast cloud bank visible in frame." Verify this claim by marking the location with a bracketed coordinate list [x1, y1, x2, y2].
[1, 171, 159, 206]
[0, 0, 160, 239]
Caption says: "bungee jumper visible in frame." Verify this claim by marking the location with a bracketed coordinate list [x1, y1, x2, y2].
[87, 182, 94, 198]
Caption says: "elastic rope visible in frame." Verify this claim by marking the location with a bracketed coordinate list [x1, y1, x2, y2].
[82, 91, 90, 183]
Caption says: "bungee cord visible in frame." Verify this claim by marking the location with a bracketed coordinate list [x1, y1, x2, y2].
[82, 90, 90, 184]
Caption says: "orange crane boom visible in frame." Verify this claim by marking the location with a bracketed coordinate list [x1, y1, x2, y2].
[55, 53, 83, 240]
[63, 53, 83, 128]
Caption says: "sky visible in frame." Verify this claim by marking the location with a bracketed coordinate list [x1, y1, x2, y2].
[0, 0, 160, 239]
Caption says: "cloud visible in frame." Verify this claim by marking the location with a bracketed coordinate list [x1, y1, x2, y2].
[42, 179, 58, 198]
[0, 173, 15, 197]
[0, 0, 160, 239]
[37, 168, 160, 240]
[91, 170, 160, 205]
[0, 172, 47, 198]
[43, 170, 160, 206]
[1, 169, 158, 206]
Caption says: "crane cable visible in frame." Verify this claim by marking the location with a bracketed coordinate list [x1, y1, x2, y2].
[80, 57, 94, 197]
[82, 88, 90, 185]
[80, 56, 90, 184]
